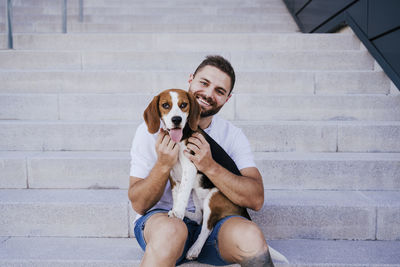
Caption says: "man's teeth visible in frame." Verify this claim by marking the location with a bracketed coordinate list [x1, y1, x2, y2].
[198, 98, 210, 106]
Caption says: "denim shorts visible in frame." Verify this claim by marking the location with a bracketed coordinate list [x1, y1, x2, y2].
[133, 209, 247, 266]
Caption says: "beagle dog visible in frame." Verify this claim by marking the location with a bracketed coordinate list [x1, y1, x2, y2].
[143, 89, 288, 262]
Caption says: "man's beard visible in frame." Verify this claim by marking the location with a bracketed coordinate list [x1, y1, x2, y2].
[200, 105, 223, 118]
[195, 93, 223, 117]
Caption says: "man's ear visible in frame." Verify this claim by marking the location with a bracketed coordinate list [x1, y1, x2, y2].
[225, 93, 232, 104]
[143, 95, 161, 134]
[188, 74, 194, 85]
[187, 91, 200, 131]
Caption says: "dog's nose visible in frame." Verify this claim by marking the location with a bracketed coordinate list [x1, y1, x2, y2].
[171, 116, 182, 126]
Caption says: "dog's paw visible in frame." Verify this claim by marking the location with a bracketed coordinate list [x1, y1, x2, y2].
[186, 244, 202, 260]
[168, 209, 184, 220]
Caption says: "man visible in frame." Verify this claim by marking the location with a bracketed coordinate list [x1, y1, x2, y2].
[128, 55, 274, 266]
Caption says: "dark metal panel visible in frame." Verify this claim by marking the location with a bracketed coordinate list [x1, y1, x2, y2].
[283, 0, 295, 12]
[297, 0, 356, 32]
[347, 0, 368, 33]
[373, 28, 400, 77]
[313, 12, 346, 33]
[282, 0, 400, 91]
[294, 0, 310, 14]
[368, 0, 400, 39]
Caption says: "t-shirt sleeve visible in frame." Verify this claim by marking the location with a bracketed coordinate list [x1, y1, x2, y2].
[230, 128, 256, 171]
[130, 122, 157, 178]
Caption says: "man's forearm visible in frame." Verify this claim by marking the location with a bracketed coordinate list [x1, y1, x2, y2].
[129, 162, 171, 214]
[203, 162, 264, 211]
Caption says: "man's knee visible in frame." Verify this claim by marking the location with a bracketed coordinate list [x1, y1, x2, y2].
[234, 221, 267, 256]
[219, 218, 268, 263]
[144, 215, 188, 259]
[226, 220, 274, 266]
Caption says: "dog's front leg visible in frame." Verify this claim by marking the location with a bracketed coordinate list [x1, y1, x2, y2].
[184, 187, 203, 224]
[169, 153, 197, 220]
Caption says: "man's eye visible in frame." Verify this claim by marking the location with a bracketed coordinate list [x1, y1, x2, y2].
[201, 82, 207, 86]
[162, 103, 170, 109]
[180, 103, 188, 109]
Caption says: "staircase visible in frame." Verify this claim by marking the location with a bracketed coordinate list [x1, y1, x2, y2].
[1, 0, 400, 266]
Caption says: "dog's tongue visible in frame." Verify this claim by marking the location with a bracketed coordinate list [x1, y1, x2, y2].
[169, 128, 183, 143]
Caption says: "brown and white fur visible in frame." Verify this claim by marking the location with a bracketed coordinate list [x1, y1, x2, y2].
[143, 89, 288, 263]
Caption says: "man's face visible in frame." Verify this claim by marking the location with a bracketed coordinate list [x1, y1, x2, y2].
[188, 65, 232, 118]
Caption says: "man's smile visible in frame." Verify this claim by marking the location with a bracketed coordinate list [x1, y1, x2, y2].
[196, 95, 213, 107]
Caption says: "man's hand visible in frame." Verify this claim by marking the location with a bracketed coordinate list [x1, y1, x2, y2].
[155, 129, 180, 170]
[183, 132, 215, 172]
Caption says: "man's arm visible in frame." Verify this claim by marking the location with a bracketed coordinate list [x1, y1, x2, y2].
[128, 129, 179, 215]
[183, 132, 264, 211]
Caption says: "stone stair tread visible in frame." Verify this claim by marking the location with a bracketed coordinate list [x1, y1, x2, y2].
[0, 189, 399, 240]
[11, 22, 298, 34]
[1, 93, 399, 121]
[269, 239, 400, 266]
[1, 237, 400, 266]
[0, 120, 399, 153]
[1, 150, 399, 191]
[0, 50, 372, 71]
[10, 14, 293, 24]
[1, 188, 399, 218]
[7, 32, 359, 51]
[0, 69, 391, 95]
[1, 187, 398, 211]
[0, 188, 127, 203]
[3, 150, 400, 159]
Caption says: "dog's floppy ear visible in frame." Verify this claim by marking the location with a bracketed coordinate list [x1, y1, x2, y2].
[143, 95, 161, 134]
[187, 91, 201, 131]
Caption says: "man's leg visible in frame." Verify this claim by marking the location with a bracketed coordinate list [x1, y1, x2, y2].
[140, 213, 188, 267]
[218, 217, 275, 267]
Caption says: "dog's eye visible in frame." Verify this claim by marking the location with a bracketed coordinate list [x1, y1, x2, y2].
[180, 103, 188, 109]
[162, 103, 170, 109]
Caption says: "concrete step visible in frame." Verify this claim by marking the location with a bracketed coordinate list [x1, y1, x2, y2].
[0, 189, 399, 240]
[9, 21, 298, 34]
[238, 120, 400, 153]
[0, 34, 6, 49]
[11, 13, 293, 24]
[0, 189, 130, 238]
[10, 33, 360, 51]
[253, 190, 400, 240]
[1, 93, 399, 121]
[1, 151, 399, 191]
[73, 0, 286, 8]
[256, 152, 400, 190]
[11, 14, 80, 23]
[12, 5, 289, 16]
[0, 51, 374, 71]
[11, 22, 64, 34]
[0, 120, 399, 152]
[0, 70, 391, 95]
[235, 94, 400, 121]
[15, 0, 286, 8]
[66, 21, 299, 33]
[74, 7, 289, 16]
[1, 237, 400, 267]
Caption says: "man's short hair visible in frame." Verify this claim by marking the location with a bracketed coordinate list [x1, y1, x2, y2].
[193, 55, 236, 94]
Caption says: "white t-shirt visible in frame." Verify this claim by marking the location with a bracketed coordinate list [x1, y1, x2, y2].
[130, 115, 256, 214]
